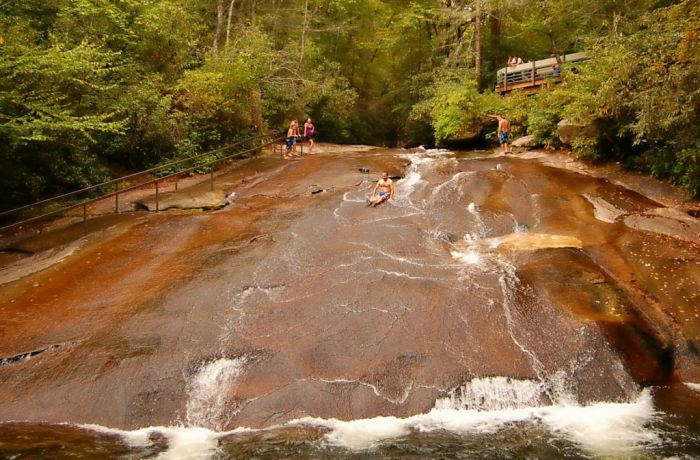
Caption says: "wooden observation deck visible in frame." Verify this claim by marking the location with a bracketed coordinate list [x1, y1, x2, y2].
[495, 52, 588, 94]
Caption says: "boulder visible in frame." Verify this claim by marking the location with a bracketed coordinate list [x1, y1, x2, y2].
[557, 119, 594, 146]
[135, 190, 227, 211]
[511, 135, 535, 148]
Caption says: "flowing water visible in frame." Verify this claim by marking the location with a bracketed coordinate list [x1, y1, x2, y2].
[1, 147, 699, 458]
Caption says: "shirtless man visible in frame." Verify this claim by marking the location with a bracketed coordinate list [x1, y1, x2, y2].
[488, 114, 512, 154]
[367, 172, 394, 207]
[284, 120, 298, 159]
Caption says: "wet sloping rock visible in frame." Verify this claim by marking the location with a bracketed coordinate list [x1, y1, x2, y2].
[0, 146, 698, 434]
[135, 190, 227, 211]
[0, 239, 85, 286]
[624, 208, 700, 243]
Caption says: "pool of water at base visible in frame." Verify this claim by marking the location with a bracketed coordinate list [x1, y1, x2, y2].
[1, 386, 698, 460]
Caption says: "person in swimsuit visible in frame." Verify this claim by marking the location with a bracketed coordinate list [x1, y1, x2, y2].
[284, 120, 297, 159]
[488, 114, 512, 154]
[304, 118, 315, 154]
[292, 118, 301, 156]
[367, 172, 394, 207]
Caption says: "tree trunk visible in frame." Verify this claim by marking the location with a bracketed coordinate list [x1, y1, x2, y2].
[474, 0, 482, 86]
[213, 0, 225, 52]
[298, 0, 310, 70]
[225, 0, 236, 48]
[540, 0, 561, 63]
[249, 89, 264, 133]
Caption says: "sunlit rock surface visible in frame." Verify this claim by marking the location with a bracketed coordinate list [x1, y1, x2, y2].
[0, 145, 698, 438]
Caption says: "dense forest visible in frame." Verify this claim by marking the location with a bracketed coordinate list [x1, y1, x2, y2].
[1, 0, 698, 210]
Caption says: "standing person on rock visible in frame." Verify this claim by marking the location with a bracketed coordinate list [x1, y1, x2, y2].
[292, 118, 302, 157]
[304, 118, 315, 154]
[367, 172, 394, 207]
[284, 120, 297, 159]
[488, 114, 512, 154]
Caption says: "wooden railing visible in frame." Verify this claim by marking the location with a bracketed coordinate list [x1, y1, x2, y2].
[0, 132, 285, 236]
[495, 52, 588, 94]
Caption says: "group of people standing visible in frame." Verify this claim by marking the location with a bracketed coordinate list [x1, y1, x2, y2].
[507, 56, 524, 66]
[283, 116, 394, 207]
[284, 118, 315, 159]
[280, 114, 510, 207]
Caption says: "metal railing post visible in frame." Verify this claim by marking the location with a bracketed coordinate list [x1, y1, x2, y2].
[531, 61, 536, 85]
[0, 133, 284, 233]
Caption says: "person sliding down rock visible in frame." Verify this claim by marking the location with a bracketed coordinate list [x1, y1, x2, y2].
[367, 172, 394, 207]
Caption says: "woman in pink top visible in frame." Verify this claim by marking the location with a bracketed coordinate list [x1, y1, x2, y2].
[304, 118, 315, 154]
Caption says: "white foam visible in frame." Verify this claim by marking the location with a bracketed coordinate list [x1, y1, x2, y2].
[398, 153, 436, 165]
[685, 382, 700, 393]
[425, 148, 453, 156]
[296, 416, 410, 450]
[539, 392, 658, 455]
[395, 171, 424, 200]
[81, 424, 225, 460]
[186, 357, 247, 429]
[451, 250, 480, 265]
[78, 384, 657, 457]
[295, 388, 656, 455]
[155, 427, 221, 460]
[435, 376, 545, 411]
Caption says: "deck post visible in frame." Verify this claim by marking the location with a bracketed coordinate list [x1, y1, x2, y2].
[531, 61, 536, 85]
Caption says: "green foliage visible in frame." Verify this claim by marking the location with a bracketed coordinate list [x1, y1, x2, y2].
[557, 0, 700, 195]
[1, 0, 699, 210]
[412, 69, 503, 145]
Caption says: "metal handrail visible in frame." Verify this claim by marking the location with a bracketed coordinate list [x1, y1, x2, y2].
[0, 132, 281, 219]
[0, 133, 285, 234]
[495, 52, 588, 92]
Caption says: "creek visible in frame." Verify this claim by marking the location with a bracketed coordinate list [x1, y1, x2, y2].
[0, 147, 699, 459]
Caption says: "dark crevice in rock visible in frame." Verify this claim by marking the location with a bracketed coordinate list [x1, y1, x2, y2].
[0, 247, 35, 255]
[0, 341, 80, 367]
